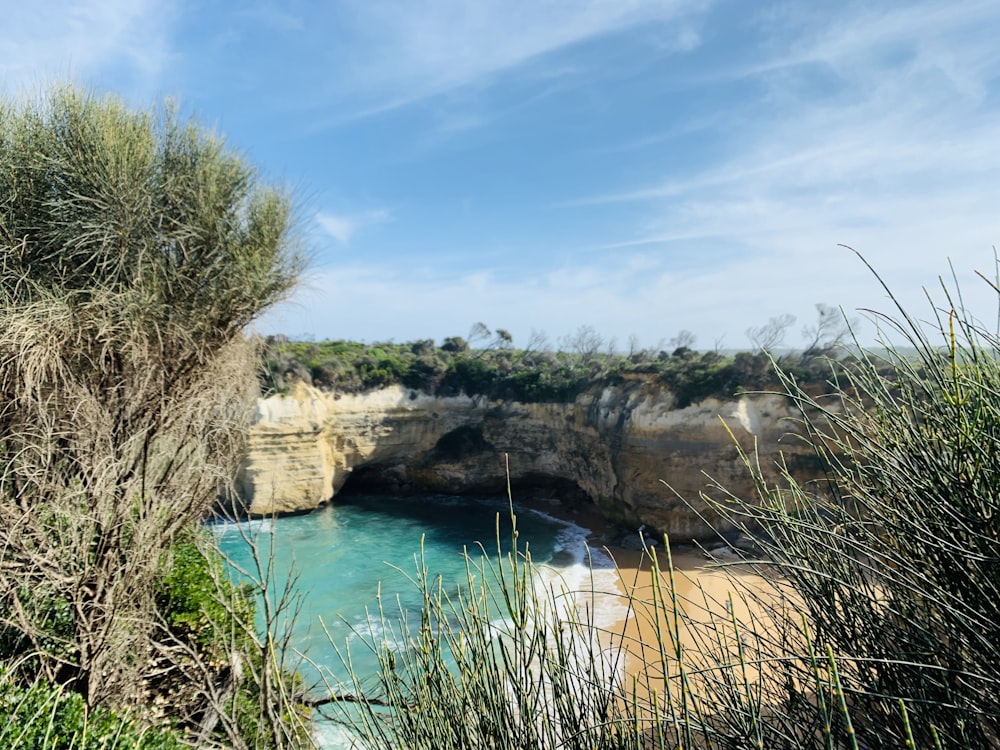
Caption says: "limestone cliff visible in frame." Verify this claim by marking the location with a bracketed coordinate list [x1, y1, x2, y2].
[234, 377, 821, 540]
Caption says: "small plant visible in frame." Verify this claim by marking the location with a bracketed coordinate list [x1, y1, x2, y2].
[153, 527, 313, 748]
[0, 668, 184, 750]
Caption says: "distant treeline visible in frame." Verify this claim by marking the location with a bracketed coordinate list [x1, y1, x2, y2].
[260, 329, 849, 407]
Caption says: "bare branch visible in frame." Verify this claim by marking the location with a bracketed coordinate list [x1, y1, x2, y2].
[746, 313, 796, 354]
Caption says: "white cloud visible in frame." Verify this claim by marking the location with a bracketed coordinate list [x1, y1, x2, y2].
[315, 209, 392, 245]
[323, 0, 710, 118]
[562, 0, 1000, 341]
[260, 228, 1000, 354]
[740, 0, 1000, 92]
[263, 1, 1000, 349]
[236, 4, 304, 32]
[0, 0, 174, 96]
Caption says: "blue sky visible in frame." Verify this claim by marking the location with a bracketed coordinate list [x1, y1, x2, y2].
[4, 1, 1000, 351]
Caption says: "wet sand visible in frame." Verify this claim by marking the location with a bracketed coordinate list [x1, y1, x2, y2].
[514, 497, 790, 685]
[602, 545, 789, 686]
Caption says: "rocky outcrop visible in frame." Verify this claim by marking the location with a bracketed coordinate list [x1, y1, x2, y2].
[234, 376, 821, 540]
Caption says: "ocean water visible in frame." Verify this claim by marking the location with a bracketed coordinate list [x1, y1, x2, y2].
[212, 493, 621, 748]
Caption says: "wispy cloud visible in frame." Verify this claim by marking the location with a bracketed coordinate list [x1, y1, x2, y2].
[257, 248, 849, 351]
[738, 0, 1000, 92]
[573, 0, 1000, 306]
[262, 222, 1000, 353]
[263, 0, 1000, 349]
[236, 3, 304, 33]
[0, 0, 174, 96]
[318, 0, 711, 120]
[315, 209, 392, 245]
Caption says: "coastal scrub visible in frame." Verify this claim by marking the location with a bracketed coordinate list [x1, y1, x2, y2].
[0, 84, 306, 746]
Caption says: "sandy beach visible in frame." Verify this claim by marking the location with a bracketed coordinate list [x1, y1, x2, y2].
[516, 497, 790, 688]
[602, 545, 789, 687]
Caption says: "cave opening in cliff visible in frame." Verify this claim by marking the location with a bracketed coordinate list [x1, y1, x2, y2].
[335, 463, 596, 511]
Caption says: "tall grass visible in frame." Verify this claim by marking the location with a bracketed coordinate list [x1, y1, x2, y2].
[325, 492, 880, 749]
[698, 258, 1000, 748]
[324, 507, 638, 748]
[332, 261, 1000, 749]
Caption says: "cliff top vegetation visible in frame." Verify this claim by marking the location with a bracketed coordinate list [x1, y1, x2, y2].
[261, 318, 854, 407]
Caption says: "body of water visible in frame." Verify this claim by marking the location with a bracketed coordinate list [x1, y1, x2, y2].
[212, 493, 620, 748]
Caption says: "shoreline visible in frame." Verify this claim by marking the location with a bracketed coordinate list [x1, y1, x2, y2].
[512, 496, 783, 683]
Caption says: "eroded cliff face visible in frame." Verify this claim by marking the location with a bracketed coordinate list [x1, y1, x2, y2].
[235, 377, 818, 539]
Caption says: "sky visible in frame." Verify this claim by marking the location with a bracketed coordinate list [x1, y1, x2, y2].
[3, 0, 1000, 351]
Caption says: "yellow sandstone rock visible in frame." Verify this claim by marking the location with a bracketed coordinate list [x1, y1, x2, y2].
[235, 379, 816, 539]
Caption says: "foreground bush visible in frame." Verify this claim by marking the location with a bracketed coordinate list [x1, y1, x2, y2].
[701, 263, 1000, 748]
[334, 263, 1000, 749]
[0, 85, 306, 746]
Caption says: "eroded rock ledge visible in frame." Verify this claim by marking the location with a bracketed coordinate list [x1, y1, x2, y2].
[233, 376, 820, 540]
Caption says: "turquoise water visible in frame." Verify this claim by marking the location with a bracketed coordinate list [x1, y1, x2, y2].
[212, 493, 615, 747]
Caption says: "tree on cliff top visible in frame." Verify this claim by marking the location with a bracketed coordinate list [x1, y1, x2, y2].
[0, 85, 304, 740]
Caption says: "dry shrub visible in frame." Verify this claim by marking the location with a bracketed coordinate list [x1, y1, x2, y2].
[0, 84, 305, 745]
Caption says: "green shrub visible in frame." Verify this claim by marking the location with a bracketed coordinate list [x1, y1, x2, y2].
[441, 357, 495, 396]
[154, 532, 311, 748]
[157, 535, 254, 655]
[658, 351, 741, 407]
[0, 84, 305, 745]
[0, 669, 183, 750]
[402, 355, 446, 391]
[258, 329, 854, 406]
